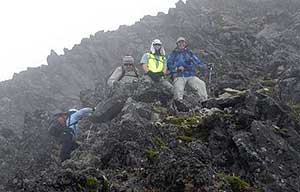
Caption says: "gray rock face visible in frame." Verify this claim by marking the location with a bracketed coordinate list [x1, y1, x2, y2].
[3, 84, 300, 191]
[1, 0, 300, 191]
[94, 78, 173, 123]
[1, 0, 300, 134]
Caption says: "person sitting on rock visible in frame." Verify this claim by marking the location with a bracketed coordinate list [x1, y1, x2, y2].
[94, 56, 139, 124]
[140, 39, 173, 91]
[60, 107, 95, 162]
[107, 55, 139, 88]
[167, 37, 208, 101]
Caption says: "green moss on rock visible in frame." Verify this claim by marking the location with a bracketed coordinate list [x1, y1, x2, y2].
[145, 149, 159, 161]
[288, 101, 300, 115]
[287, 101, 300, 123]
[178, 126, 193, 137]
[154, 136, 166, 148]
[177, 135, 193, 142]
[165, 115, 202, 127]
[260, 79, 277, 87]
[86, 176, 100, 191]
[217, 173, 250, 191]
[165, 114, 213, 142]
[102, 176, 110, 191]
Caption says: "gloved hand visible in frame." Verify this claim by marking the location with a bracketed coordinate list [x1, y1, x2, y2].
[176, 66, 185, 72]
[207, 63, 214, 69]
[107, 80, 115, 88]
[147, 71, 164, 82]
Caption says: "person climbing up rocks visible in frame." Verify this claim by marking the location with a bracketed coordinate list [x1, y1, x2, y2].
[167, 37, 208, 101]
[59, 107, 95, 162]
[94, 56, 140, 123]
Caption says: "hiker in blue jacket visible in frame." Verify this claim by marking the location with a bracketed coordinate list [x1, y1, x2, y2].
[60, 107, 94, 162]
[167, 37, 208, 101]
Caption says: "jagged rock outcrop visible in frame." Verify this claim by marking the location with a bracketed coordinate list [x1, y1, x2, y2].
[1, 0, 300, 134]
[3, 81, 300, 191]
[1, 0, 300, 191]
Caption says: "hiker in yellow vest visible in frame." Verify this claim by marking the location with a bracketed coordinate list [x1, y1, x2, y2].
[140, 39, 173, 91]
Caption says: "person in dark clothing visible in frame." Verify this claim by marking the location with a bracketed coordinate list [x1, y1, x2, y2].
[60, 107, 94, 162]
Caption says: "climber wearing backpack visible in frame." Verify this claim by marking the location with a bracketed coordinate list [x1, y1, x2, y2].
[140, 39, 173, 91]
[107, 55, 139, 88]
[167, 37, 208, 101]
[93, 56, 140, 124]
[49, 107, 95, 162]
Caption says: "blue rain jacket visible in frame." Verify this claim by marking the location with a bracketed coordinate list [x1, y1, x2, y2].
[167, 48, 204, 77]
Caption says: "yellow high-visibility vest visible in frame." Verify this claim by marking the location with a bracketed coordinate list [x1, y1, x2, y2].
[147, 53, 165, 73]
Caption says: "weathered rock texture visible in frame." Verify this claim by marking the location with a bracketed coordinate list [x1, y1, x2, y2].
[1, 0, 300, 134]
[1, 0, 300, 191]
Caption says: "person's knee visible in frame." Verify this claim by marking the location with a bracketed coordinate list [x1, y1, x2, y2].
[192, 77, 206, 86]
[173, 77, 186, 100]
[188, 78, 207, 100]
[174, 88, 184, 100]
[174, 81, 185, 91]
[191, 78, 206, 89]
[197, 88, 208, 100]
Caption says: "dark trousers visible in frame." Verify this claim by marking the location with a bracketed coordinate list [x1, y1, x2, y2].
[60, 131, 79, 162]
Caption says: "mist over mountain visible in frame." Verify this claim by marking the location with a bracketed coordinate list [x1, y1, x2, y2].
[1, 0, 300, 191]
[1, 0, 299, 133]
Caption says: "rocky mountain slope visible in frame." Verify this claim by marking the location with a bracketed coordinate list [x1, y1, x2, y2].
[1, 0, 300, 191]
[1, 0, 300, 134]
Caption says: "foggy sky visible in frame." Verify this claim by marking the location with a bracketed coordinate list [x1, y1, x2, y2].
[0, 0, 181, 81]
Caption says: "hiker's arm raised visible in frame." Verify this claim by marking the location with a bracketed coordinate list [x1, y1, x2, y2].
[72, 107, 94, 121]
[107, 67, 123, 87]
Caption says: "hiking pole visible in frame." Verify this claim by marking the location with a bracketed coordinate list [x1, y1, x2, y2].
[86, 124, 93, 142]
[208, 63, 213, 84]
[207, 63, 214, 96]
